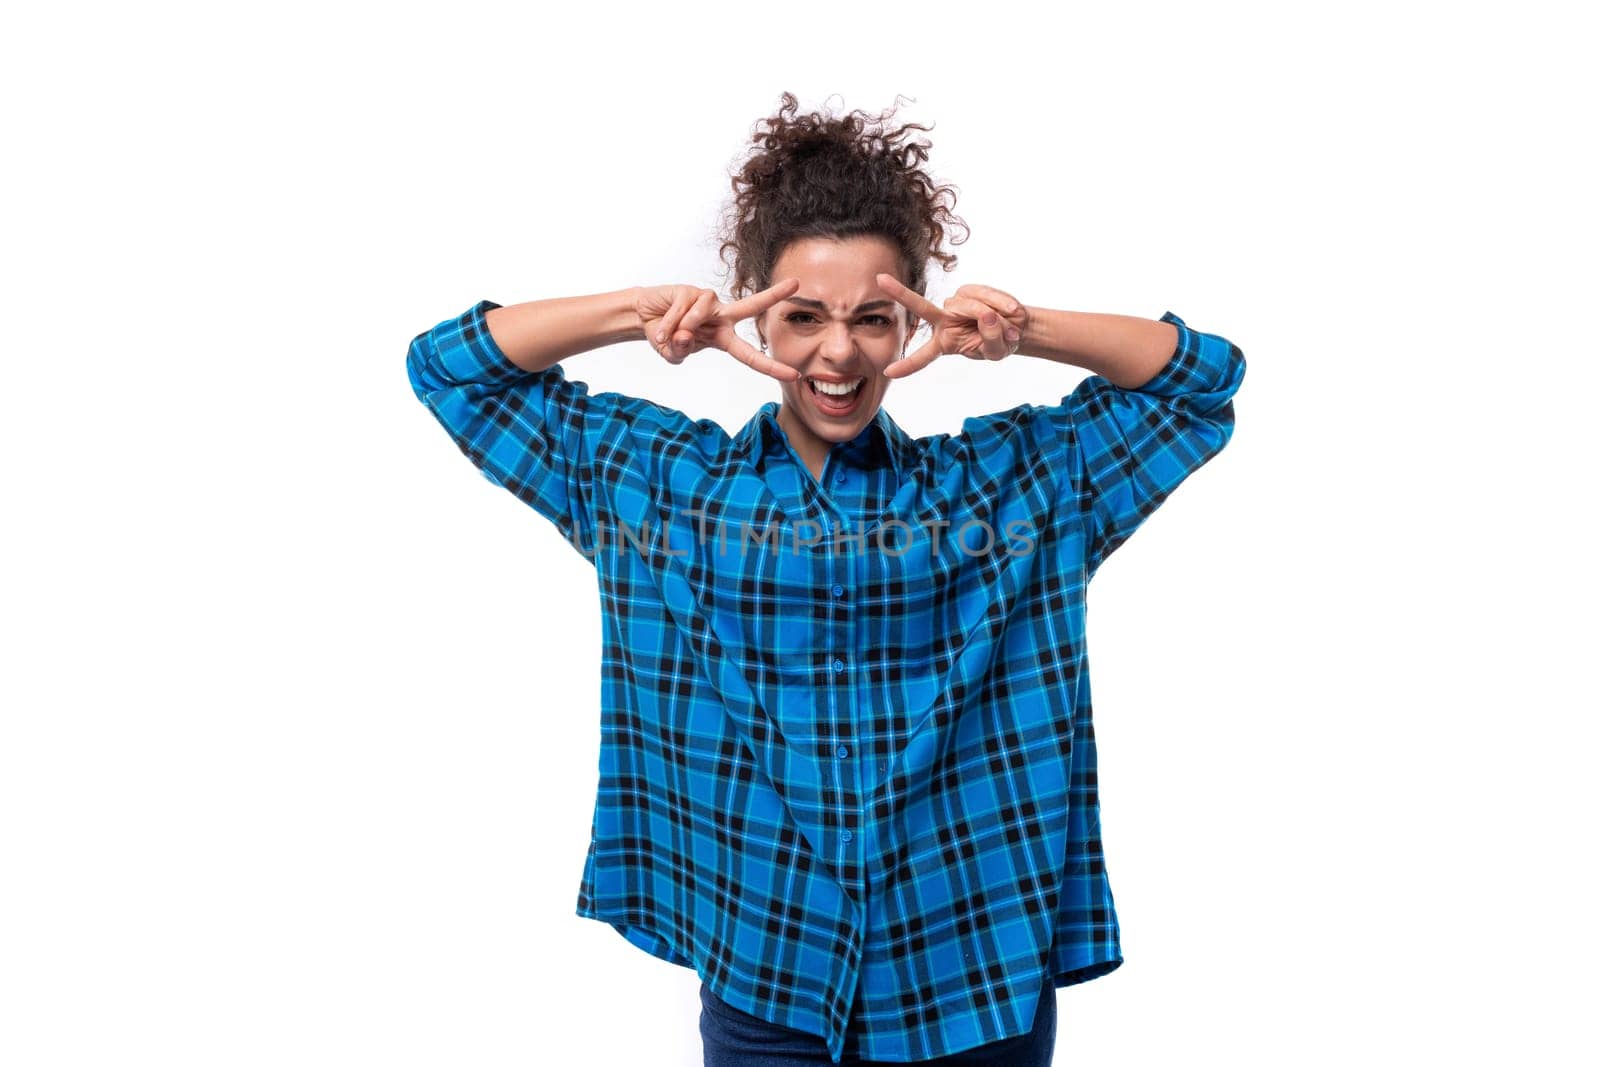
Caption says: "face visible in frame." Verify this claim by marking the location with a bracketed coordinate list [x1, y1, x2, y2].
[758, 236, 914, 473]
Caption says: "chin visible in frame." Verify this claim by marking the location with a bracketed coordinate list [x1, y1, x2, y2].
[811, 403, 877, 434]
[815, 418, 867, 439]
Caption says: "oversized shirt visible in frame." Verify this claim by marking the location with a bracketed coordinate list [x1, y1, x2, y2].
[406, 298, 1245, 1062]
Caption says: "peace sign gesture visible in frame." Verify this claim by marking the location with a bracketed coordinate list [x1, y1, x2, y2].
[877, 274, 1030, 380]
[634, 278, 802, 383]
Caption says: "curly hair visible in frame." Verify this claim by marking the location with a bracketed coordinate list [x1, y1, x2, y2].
[714, 92, 969, 336]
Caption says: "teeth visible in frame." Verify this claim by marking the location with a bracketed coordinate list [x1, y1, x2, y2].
[809, 377, 863, 397]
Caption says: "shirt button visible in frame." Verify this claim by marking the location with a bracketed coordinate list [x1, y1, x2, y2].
[831, 583, 844, 598]
[834, 474, 847, 486]
[836, 744, 849, 759]
[840, 829, 853, 843]
[831, 658, 844, 674]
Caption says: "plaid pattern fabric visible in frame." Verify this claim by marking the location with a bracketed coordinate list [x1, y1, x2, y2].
[407, 299, 1245, 1062]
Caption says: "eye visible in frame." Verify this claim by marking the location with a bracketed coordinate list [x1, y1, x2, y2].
[784, 312, 894, 326]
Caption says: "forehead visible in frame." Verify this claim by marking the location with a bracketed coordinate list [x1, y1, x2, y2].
[772, 236, 901, 300]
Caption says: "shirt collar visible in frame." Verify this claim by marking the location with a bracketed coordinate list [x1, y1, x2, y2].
[744, 401, 910, 478]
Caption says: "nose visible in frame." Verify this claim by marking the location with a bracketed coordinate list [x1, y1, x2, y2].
[818, 321, 859, 364]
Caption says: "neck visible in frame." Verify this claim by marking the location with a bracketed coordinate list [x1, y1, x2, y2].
[776, 403, 829, 483]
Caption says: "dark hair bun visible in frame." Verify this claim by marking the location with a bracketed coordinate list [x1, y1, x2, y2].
[715, 92, 969, 323]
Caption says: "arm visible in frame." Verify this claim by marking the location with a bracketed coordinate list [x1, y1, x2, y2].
[404, 289, 648, 557]
[1020, 307, 1246, 575]
[1014, 306, 1180, 388]
[480, 288, 645, 372]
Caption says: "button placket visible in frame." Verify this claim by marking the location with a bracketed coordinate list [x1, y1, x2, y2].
[827, 500, 858, 872]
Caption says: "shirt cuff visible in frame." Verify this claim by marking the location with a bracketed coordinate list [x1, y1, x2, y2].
[1128, 311, 1228, 397]
[435, 298, 537, 386]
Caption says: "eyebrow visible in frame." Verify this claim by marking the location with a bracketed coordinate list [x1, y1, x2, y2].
[784, 297, 896, 313]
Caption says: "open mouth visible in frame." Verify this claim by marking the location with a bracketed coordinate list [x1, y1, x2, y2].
[805, 375, 866, 416]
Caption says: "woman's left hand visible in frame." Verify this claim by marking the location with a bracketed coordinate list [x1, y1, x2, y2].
[877, 275, 1030, 379]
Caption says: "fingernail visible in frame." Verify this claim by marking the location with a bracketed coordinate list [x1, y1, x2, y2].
[982, 313, 998, 326]
[1006, 327, 1021, 341]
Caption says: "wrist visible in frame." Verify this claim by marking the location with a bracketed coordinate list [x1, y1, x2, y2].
[615, 287, 648, 344]
[1014, 303, 1039, 358]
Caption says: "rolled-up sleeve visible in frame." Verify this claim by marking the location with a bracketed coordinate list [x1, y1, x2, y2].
[406, 298, 615, 558]
[1038, 311, 1246, 575]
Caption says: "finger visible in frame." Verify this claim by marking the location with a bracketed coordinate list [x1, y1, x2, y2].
[882, 333, 945, 379]
[721, 276, 801, 323]
[656, 288, 699, 356]
[648, 298, 677, 347]
[675, 290, 718, 356]
[648, 312, 687, 363]
[942, 297, 1023, 360]
[875, 273, 946, 326]
[972, 302, 1009, 360]
[961, 285, 1023, 318]
[717, 326, 802, 382]
[942, 295, 1027, 329]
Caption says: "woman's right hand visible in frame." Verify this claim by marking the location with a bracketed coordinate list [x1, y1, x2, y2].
[633, 279, 802, 382]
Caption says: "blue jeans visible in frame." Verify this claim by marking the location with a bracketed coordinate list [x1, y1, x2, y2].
[699, 980, 1056, 1066]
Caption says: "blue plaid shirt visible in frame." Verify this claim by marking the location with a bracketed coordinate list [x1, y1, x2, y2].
[407, 299, 1245, 1062]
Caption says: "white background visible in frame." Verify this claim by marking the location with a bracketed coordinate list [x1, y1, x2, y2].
[4, 1, 1595, 1064]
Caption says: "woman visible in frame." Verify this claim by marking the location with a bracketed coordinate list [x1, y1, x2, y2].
[407, 92, 1245, 1066]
